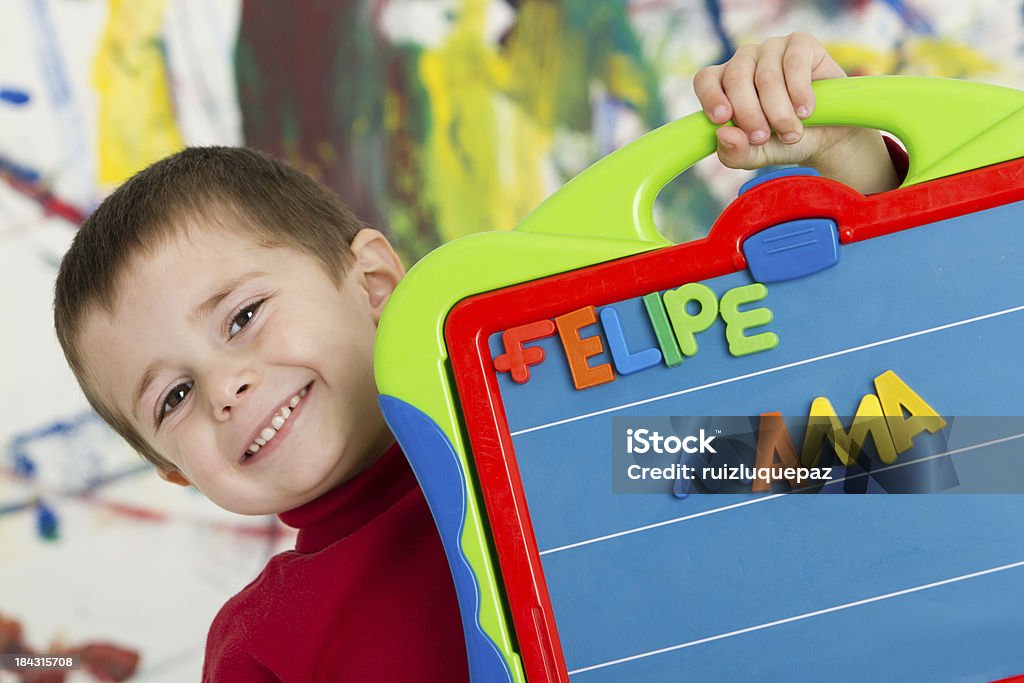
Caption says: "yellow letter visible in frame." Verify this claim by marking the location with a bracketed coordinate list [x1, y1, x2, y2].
[874, 370, 947, 454]
[801, 394, 899, 466]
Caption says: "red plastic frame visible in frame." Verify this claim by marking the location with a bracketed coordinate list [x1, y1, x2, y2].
[444, 158, 1024, 683]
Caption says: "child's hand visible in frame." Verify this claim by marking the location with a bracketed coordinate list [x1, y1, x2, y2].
[693, 32, 899, 194]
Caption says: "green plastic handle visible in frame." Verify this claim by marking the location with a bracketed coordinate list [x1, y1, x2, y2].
[515, 76, 1024, 245]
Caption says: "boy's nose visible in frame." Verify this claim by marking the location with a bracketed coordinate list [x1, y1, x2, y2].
[210, 370, 258, 420]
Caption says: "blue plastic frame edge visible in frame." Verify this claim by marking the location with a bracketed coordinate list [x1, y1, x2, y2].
[379, 395, 513, 683]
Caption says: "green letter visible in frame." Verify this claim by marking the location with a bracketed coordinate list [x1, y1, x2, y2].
[662, 283, 718, 357]
[719, 283, 778, 357]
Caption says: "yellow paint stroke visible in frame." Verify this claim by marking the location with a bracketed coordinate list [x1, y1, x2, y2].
[904, 37, 999, 79]
[419, 0, 501, 240]
[604, 52, 650, 113]
[496, 0, 563, 227]
[419, 0, 559, 240]
[827, 42, 899, 77]
[93, 0, 183, 188]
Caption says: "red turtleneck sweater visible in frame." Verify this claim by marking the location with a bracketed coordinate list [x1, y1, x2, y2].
[201, 444, 469, 682]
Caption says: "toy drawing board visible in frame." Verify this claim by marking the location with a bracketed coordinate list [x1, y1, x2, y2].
[375, 77, 1024, 682]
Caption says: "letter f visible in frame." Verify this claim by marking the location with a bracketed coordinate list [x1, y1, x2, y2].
[493, 320, 557, 384]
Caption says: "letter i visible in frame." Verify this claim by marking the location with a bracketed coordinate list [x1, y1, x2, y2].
[643, 293, 684, 367]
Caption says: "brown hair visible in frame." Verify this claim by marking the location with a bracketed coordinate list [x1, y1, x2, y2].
[54, 146, 366, 470]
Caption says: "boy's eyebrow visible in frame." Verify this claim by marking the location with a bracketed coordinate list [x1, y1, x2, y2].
[190, 271, 270, 323]
[131, 271, 270, 422]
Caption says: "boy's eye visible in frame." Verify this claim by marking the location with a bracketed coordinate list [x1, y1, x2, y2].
[229, 299, 265, 337]
[159, 381, 193, 424]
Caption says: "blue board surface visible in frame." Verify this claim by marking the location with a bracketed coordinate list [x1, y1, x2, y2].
[488, 201, 1024, 681]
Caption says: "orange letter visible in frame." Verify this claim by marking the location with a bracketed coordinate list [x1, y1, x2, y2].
[753, 412, 801, 492]
[555, 306, 615, 390]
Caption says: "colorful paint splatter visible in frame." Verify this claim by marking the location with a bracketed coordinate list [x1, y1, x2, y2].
[1, 1, 1022, 680]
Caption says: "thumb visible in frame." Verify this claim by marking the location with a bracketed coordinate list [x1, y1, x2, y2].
[715, 127, 768, 170]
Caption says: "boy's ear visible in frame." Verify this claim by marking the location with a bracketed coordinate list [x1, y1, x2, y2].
[349, 228, 406, 323]
[158, 468, 192, 487]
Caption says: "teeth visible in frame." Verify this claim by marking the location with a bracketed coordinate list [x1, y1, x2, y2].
[245, 387, 308, 456]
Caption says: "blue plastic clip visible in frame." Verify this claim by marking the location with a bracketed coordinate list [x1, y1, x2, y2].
[743, 218, 840, 283]
[738, 166, 821, 195]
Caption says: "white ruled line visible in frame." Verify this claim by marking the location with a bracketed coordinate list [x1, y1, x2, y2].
[569, 559, 1024, 676]
[538, 495, 782, 556]
[510, 303, 1024, 438]
[538, 431, 1024, 557]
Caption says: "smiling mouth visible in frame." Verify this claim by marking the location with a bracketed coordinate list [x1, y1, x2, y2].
[243, 385, 309, 459]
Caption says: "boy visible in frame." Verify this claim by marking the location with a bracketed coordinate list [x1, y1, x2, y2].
[52, 33, 900, 681]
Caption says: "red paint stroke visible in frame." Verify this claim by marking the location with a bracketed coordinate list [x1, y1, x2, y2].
[74, 492, 285, 540]
[2, 468, 285, 540]
[0, 172, 87, 225]
[0, 612, 140, 682]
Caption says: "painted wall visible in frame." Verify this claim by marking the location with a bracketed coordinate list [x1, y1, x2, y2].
[1, 1, 1021, 680]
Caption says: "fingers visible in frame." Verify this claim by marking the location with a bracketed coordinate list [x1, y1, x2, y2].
[693, 64, 732, 125]
[715, 127, 764, 169]
[694, 32, 845, 150]
[721, 44, 771, 145]
[754, 36, 804, 144]
[782, 31, 847, 117]
[780, 32, 817, 120]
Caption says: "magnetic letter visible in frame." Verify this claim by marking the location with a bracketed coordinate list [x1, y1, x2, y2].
[555, 306, 615, 390]
[493, 320, 557, 384]
[600, 305, 662, 375]
[753, 412, 802, 491]
[662, 283, 718, 357]
[642, 292, 684, 367]
[874, 370, 947, 454]
[801, 394, 898, 467]
[719, 283, 778, 357]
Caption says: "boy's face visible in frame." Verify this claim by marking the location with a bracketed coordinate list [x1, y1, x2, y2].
[78, 224, 403, 515]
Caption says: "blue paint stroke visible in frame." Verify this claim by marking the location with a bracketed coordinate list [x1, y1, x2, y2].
[8, 412, 153, 491]
[36, 500, 59, 539]
[704, 0, 734, 64]
[0, 154, 42, 184]
[0, 499, 36, 517]
[0, 88, 30, 105]
[4, 411, 156, 540]
[9, 413, 96, 481]
[879, 0, 935, 34]
[27, 0, 71, 108]
[26, 0, 94, 205]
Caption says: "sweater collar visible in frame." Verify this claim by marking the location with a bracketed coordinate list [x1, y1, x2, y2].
[278, 442, 415, 553]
